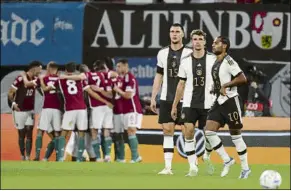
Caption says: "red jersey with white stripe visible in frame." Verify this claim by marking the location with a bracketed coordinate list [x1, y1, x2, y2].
[11, 74, 38, 111]
[42, 74, 61, 110]
[86, 71, 107, 107]
[121, 72, 142, 114]
[113, 76, 124, 114]
[58, 77, 89, 111]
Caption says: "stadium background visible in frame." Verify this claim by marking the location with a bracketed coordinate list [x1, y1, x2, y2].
[1, 1, 290, 165]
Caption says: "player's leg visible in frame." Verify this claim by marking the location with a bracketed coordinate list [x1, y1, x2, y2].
[102, 107, 114, 162]
[198, 109, 214, 175]
[24, 111, 34, 160]
[84, 132, 96, 161]
[90, 107, 103, 161]
[76, 109, 88, 162]
[205, 104, 234, 177]
[66, 131, 78, 161]
[49, 109, 62, 161]
[113, 114, 125, 162]
[58, 111, 76, 161]
[33, 129, 45, 161]
[124, 113, 142, 163]
[182, 108, 198, 177]
[158, 101, 176, 174]
[225, 96, 250, 179]
[42, 131, 55, 161]
[12, 111, 27, 160]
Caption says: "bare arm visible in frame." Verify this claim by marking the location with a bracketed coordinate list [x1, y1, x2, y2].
[90, 85, 113, 99]
[150, 73, 163, 102]
[60, 73, 86, 81]
[20, 72, 37, 88]
[39, 77, 55, 92]
[223, 73, 247, 88]
[8, 87, 20, 111]
[85, 88, 113, 108]
[172, 79, 186, 108]
[113, 86, 132, 100]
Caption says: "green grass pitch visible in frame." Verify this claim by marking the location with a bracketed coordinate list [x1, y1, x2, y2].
[1, 161, 290, 189]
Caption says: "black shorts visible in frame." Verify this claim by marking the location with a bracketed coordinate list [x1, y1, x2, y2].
[207, 96, 243, 129]
[158, 100, 183, 125]
[180, 107, 208, 130]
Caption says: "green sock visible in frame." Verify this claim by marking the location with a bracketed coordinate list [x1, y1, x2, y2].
[92, 139, 101, 159]
[25, 138, 32, 158]
[57, 136, 66, 161]
[54, 136, 59, 161]
[104, 137, 112, 157]
[116, 133, 125, 160]
[128, 135, 139, 160]
[101, 135, 106, 158]
[44, 139, 55, 159]
[35, 135, 43, 159]
[18, 138, 25, 156]
[77, 137, 85, 161]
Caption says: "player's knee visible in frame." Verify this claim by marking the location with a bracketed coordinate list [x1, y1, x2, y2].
[103, 129, 110, 137]
[205, 120, 220, 132]
[127, 127, 136, 136]
[162, 123, 174, 136]
[184, 124, 195, 140]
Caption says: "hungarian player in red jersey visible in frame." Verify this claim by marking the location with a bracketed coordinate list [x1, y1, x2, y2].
[113, 59, 143, 163]
[8, 61, 42, 160]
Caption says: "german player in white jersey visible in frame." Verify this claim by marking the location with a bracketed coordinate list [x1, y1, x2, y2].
[205, 36, 251, 179]
[171, 29, 216, 176]
[150, 23, 192, 175]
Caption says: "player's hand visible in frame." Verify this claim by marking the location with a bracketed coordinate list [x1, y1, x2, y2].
[106, 102, 114, 109]
[12, 103, 20, 111]
[171, 106, 177, 121]
[251, 82, 258, 89]
[220, 85, 227, 96]
[150, 99, 157, 114]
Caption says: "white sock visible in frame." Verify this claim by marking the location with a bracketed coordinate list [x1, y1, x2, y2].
[184, 139, 197, 169]
[231, 135, 249, 170]
[205, 130, 230, 163]
[163, 136, 174, 169]
[204, 138, 213, 158]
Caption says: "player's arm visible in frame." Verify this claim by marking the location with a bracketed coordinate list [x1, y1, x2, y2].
[150, 52, 164, 113]
[39, 76, 55, 92]
[8, 87, 20, 111]
[20, 71, 37, 88]
[90, 85, 113, 99]
[60, 73, 86, 81]
[113, 85, 132, 99]
[85, 87, 113, 108]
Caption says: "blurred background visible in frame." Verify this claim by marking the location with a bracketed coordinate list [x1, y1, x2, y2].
[1, 0, 290, 118]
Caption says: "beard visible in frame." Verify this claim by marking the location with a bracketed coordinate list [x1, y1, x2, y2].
[213, 49, 222, 55]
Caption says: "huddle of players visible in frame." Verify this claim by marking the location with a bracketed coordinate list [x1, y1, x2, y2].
[151, 23, 251, 179]
[8, 58, 143, 163]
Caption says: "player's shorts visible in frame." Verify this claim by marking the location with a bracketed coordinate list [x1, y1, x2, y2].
[38, 108, 62, 132]
[180, 107, 209, 130]
[12, 110, 34, 130]
[207, 96, 243, 129]
[90, 106, 113, 129]
[113, 114, 124, 133]
[62, 109, 88, 131]
[123, 112, 143, 129]
[158, 100, 182, 125]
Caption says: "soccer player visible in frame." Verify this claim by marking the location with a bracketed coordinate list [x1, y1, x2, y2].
[150, 23, 192, 174]
[171, 29, 216, 176]
[113, 59, 142, 163]
[7, 61, 42, 160]
[57, 62, 107, 162]
[205, 36, 250, 178]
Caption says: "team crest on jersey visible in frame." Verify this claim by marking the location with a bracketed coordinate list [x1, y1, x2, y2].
[196, 69, 202, 76]
[261, 35, 272, 49]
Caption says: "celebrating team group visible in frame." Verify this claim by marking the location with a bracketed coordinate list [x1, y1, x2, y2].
[8, 22, 250, 179]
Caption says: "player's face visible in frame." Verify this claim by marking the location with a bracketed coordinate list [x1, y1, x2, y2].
[33, 66, 42, 76]
[192, 34, 206, 51]
[169, 26, 184, 44]
[116, 63, 123, 74]
[212, 37, 223, 55]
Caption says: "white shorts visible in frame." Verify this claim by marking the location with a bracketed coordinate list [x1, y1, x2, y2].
[90, 106, 113, 129]
[113, 114, 124, 133]
[123, 112, 143, 130]
[38, 108, 62, 132]
[62, 109, 88, 131]
[12, 111, 34, 130]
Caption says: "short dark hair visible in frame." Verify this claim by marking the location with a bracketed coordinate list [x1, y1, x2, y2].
[28, 61, 42, 70]
[170, 23, 184, 34]
[117, 58, 128, 65]
[65, 62, 76, 73]
[218, 36, 230, 52]
[93, 60, 105, 72]
[190, 29, 207, 40]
